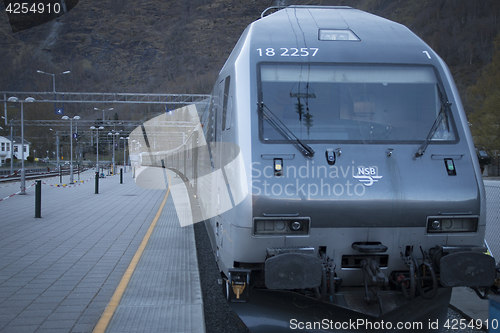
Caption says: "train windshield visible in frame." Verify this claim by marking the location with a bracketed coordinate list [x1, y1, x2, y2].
[258, 64, 456, 143]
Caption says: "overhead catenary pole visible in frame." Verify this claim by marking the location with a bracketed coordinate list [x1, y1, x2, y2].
[21, 100, 24, 193]
[2, 109, 15, 175]
[91, 125, 105, 173]
[50, 128, 60, 169]
[3, 93, 6, 126]
[10, 121, 13, 175]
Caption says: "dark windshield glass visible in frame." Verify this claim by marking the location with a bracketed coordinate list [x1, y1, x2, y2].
[259, 64, 456, 143]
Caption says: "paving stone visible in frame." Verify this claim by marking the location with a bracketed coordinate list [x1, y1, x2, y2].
[0, 170, 167, 332]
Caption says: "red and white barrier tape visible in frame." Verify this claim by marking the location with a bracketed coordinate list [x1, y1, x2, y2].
[0, 181, 36, 202]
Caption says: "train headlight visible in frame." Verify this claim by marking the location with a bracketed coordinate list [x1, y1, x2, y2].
[275, 220, 286, 231]
[426, 216, 478, 233]
[253, 217, 310, 236]
[431, 220, 441, 230]
[442, 219, 453, 230]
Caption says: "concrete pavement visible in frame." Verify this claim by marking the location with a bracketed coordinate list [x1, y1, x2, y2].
[0, 169, 168, 332]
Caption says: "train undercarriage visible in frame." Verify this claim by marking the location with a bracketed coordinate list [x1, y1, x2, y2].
[223, 243, 499, 320]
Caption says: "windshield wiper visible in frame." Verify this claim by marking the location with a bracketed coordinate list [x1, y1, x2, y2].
[414, 84, 452, 158]
[258, 102, 315, 157]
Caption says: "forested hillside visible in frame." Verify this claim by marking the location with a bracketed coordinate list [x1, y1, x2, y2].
[349, 0, 500, 106]
[1, 0, 500, 150]
[2, 0, 499, 97]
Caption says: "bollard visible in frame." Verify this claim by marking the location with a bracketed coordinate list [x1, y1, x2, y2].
[35, 180, 41, 218]
[95, 172, 99, 194]
[59, 168, 62, 183]
[120, 168, 123, 184]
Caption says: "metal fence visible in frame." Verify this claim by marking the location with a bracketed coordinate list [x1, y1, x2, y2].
[485, 184, 500, 260]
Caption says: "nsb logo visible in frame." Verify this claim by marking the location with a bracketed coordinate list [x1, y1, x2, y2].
[353, 167, 383, 187]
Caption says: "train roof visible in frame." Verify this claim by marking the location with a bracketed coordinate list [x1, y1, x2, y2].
[237, 6, 439, 66]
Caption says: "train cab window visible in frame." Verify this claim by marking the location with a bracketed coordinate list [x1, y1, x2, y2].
[222, 76, 231, 131]
[204, 88, 217, 143]
[258, 64, 457, 143]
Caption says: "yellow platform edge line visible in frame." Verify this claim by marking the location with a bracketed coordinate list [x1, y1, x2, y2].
[93, 175, 171, 333]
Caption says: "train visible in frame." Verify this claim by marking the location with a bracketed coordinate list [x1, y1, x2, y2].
[130, 6, 499, 331]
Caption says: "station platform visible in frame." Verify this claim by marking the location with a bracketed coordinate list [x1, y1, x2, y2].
[0, 169, 498, 333]
[0, 168, 204, 333]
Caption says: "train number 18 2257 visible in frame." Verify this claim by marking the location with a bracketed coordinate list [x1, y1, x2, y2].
[257, 47, 319, 57]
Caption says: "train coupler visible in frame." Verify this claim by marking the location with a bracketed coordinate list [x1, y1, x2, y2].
[361, 258, 388, 306]
[227, 268, 251, 302]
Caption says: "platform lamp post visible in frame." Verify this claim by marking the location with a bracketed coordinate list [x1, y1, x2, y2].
[37, 70, 70, 114]
[7, 96, 35, 195]
[90, 126, 104, 172]
[94, 107, 113, 125]
[62, 115, 80, 183]
[120, 136, 129, 172]
[36, 70, 71, 93]
[108, 131, 120, 174]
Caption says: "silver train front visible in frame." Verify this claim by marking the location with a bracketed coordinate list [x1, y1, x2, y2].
[130, 5, 497, 328]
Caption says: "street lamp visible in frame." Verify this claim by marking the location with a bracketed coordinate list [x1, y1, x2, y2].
[108, 131, 120, 174]
[36, 70, 71, 93]
[94, 107, 113, 124]
[37, 70, 70, 116]
[120, 136, 129, 172]
[7, 96, 35, 195]
[90, 126, 104, 172]
[62, 115, 80, 183]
